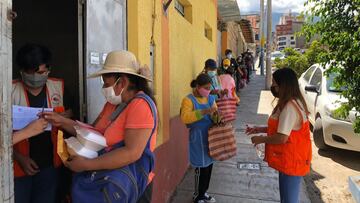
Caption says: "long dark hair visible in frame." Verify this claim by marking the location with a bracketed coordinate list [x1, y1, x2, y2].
[272, 68, 309, 115]
[190, 73, 212, 88]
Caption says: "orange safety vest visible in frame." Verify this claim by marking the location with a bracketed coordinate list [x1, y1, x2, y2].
[264, 101, 312, 176]
[12, 78, 64, 178]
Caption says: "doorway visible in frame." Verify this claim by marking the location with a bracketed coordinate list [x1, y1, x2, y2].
[12, 0, 81, 119]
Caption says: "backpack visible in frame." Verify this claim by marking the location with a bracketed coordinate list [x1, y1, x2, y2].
[71, 93, 157, 203]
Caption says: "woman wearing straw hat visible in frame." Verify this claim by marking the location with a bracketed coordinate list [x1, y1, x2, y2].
[42, 50, 158, 203]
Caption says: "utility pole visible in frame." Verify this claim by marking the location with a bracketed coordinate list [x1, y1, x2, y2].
[260, 0, 265, 76]
[265, 0, 272, 89]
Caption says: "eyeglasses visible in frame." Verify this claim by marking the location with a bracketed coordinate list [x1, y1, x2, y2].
[25, 64, 51, 75]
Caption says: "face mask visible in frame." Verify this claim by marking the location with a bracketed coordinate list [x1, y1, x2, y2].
[21, 72, 48, 88]
[270, 86, 279, 98]
[102, 79, 124, 105]
[227, 54, 232, 59]
[198, 87, 211, 98]
[207, 71, 217, 77]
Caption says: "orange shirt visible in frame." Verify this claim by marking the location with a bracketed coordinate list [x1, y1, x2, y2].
[94, 95, 157, 151]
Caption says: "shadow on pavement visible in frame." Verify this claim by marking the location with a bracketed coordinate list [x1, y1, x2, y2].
[318, 148, 360, 171]
[304, 168, 326, 203]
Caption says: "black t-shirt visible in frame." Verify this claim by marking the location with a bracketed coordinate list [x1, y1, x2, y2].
[27, 87, 53, 169]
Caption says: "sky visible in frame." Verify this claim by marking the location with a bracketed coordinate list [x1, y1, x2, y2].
[237, 0, 307, 13]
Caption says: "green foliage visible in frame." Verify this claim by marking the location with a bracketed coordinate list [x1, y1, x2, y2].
[304, 40, 327, 65]
[283, 47, 301, 57]
[274, 47, 309, 77]
[303, 0, 360, 133]
[275, 54, 309, 77]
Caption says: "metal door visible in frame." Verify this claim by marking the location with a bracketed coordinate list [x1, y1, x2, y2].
[84, 0, 127, 123]
[0, 0, 14, 202]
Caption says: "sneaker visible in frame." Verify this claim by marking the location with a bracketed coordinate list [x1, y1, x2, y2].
[193, 193, 216, 203]
[204, 193, 216, 203]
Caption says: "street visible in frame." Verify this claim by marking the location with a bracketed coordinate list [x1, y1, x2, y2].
[305, 140, 360, 203]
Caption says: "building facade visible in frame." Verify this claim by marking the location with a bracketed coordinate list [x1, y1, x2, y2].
[275, 12, 305, 51]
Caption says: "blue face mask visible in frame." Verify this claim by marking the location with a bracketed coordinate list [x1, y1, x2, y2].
[207, 71, 217, 77]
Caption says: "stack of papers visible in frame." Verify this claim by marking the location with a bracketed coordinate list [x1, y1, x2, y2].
[12, 105, 53, 131]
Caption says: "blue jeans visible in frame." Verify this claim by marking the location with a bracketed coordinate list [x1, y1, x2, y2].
[15, 167, 58, 203]
[279, 172, 302, 203]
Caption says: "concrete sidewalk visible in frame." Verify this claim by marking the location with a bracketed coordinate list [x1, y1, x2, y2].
[171, 71, 311, 203]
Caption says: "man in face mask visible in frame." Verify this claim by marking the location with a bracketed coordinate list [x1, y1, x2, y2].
[12, 44, 72, 203]
[203, 59, 227, 99]
[223, 49, 240, 91]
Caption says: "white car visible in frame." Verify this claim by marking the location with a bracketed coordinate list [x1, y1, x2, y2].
[299, 64, 360, 152]
[271, 51, 285, 66]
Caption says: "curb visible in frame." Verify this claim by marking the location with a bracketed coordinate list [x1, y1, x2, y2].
[349, 176, 360, 203]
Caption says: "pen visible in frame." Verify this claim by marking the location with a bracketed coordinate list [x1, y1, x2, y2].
[40, 99, 46, 117]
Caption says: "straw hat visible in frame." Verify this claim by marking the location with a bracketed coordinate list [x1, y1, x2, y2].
[87, 50, 152, 82]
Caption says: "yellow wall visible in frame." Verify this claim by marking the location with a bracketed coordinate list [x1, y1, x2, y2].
[128, 0, 218, 144]
[128, 0, 165, 145]
[168, 0, 218, 117]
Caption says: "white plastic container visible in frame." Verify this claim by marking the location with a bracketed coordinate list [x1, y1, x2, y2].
[65, 137, 98, 159]
[74, 125, 107, 151]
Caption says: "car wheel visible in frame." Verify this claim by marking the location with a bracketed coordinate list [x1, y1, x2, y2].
[313, 117, 329, 150]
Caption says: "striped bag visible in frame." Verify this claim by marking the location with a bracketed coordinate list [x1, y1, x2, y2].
[208, 122, 237, 161]
[216, 97, 237, 122]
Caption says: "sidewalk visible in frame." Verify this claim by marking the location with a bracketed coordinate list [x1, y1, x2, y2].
[171, 71, 311, 203]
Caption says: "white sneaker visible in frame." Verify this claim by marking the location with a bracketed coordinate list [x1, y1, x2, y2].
[204, 193, 216, 203]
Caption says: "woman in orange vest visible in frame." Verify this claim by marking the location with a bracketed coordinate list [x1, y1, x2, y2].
[246, 68, 312, 203]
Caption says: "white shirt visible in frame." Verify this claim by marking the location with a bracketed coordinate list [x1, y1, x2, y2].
[271, 100, 308, 136]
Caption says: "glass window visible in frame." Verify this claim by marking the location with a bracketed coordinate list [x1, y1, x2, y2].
[303, 66, 316, 82]
[175, 0, 185, 16]
[310, 68, 322, 87]
[327, 72, 346, 92]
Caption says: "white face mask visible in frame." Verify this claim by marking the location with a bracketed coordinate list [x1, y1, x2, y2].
[101, 79, 124, 105]
[227, 54, 232, 59]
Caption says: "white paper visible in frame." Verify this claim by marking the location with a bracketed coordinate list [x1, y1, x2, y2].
[90, 52, 100, 65]
[12, 105, 53, 131]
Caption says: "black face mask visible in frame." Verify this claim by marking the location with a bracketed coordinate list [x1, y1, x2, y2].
[270, 86, 279, 98]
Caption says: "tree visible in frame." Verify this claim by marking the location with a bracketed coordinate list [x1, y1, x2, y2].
[304, 40, 327, 66]
[283, 47, 301, 57]
[274, 47, 309, 77]
[303, 0, 360, 132]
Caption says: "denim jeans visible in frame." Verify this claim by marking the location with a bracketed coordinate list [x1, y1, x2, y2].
[279, 172, 302, 203]
[15, 167, 58, 203]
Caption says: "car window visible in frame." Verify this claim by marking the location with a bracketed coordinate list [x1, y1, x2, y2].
[310, 68, 322, 87]
[303, 66, 316, 82]
[327, 72, 346, 92]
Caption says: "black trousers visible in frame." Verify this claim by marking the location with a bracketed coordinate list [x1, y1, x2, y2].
[194, 164, 213, 199]
[137, 182, 153, 203]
